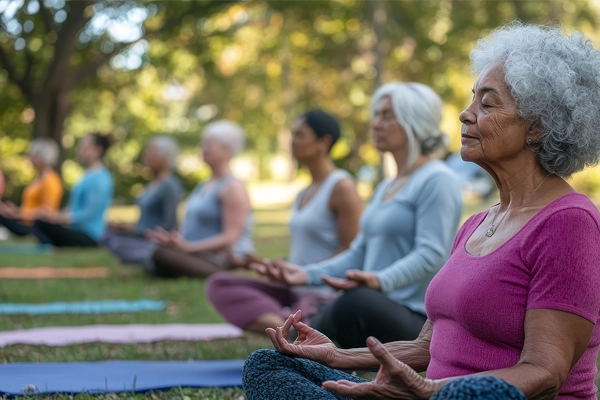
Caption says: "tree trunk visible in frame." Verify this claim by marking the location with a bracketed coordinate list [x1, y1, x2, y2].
[371, 0, 386, 183]
[32, 87, 72, 172]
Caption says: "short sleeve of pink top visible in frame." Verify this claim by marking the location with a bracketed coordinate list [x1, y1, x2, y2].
[425, 193, 600, 399]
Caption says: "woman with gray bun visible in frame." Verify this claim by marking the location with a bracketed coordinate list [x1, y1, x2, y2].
[102, 135, 183, 270]
[253, 82, 463, 348]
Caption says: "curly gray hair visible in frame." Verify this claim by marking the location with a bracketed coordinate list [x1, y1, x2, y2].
[471, 22, 600, 177]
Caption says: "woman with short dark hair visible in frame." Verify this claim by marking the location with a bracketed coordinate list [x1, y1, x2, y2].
[207, 109, 363, 334]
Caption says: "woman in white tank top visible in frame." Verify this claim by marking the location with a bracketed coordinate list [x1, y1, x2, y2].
[206, 109, 362, 334]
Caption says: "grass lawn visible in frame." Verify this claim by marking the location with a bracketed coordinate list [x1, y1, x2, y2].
[3, 199, 596, 399]
[0, 208, 291, 399]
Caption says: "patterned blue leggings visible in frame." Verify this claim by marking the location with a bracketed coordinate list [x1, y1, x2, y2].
[242, 349, 366, 399]
[242, 349, 527, 400]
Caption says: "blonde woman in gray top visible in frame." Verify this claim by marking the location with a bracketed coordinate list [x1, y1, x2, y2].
[146, 121, 255, 277]
[207, 109, 362, 334]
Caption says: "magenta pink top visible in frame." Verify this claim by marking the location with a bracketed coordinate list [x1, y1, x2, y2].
[425, 193, 600, 399]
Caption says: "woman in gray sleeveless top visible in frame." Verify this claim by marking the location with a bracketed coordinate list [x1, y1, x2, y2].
[146, 121, 255, 278]
[102, 136, 182, 269]
[253, 83, 463, 348]
[207, 109, 363, 333]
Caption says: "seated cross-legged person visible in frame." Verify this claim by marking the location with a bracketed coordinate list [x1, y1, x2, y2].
[102, 136, 183, 270]
[207, 109, 363, 334]
[253, 82, 463, 349]
[146, 121, 255, 278]
[34, 133, 114, 247]
[243, 23, 600, 400]
[0, 138, 63, 242]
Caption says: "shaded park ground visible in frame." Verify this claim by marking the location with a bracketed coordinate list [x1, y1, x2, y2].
[1, 197, 599, 399]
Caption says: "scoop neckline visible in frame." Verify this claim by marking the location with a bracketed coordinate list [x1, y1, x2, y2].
[296, 170, 341, 212]
[379, 160, 438, 205]
[463, 192, 585, 258]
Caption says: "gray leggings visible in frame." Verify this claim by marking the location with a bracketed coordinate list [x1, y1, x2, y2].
[310, 287, 427, 348]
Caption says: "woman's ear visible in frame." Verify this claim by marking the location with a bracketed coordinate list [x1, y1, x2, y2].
[528, 119, 541, 138]
[320, 135, 333, 154]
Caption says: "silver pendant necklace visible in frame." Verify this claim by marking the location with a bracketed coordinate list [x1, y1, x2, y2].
[485, 174, 550, 238]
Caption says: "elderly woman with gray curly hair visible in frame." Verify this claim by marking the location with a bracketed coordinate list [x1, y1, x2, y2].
[242, 22, 600, 400]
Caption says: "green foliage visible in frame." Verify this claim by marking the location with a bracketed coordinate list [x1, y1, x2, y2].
[2, 1, 600, 201]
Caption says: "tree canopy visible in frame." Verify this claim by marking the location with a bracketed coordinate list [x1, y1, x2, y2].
[1, 0, 599, 201]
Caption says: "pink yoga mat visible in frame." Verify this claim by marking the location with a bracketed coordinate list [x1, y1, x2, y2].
[0, 324, 243, 347]
[0, 267, 109, 279]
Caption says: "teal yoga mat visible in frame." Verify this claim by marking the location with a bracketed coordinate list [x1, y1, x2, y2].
[0, 299, 167, 315]
[0, 243, 53, 254]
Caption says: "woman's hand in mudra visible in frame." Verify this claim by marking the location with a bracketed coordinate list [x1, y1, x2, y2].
[249, 259, 307, 286]
[322, 270, 381, 291]
[267, 310, 339, 367]
[145, 227, 171, 245]
[322, 336, 438, 399]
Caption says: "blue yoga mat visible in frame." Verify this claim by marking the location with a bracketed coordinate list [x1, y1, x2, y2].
[0, 299, 167, 315]
[0, 360, 244, 395]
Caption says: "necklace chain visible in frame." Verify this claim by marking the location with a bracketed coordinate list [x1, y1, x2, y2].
[385, 176, 409, 196]
[485, 174, 550, 238]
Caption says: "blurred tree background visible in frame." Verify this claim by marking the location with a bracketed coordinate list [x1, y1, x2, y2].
[1, 0, 600, 203]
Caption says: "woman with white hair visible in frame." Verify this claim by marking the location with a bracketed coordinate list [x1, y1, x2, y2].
[252, 82, 463, 348]
[146, 120, 255, 278]
[102, 135, 183, 269]
[244, 22, 600, 400]
[0, 138, 63, 240]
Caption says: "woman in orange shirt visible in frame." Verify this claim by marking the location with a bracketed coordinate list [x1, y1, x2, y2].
[0, 138, 63, 241]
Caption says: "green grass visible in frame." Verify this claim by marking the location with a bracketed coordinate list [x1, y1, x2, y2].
[0, 207, 291, 399]
[1, 199, 573, 399]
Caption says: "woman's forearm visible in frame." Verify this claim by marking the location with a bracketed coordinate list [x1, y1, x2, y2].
[420, 362, 562, 399]
[331, 320, 433, 372]
[187, 233, 235, 253]
[332, 339, 431, 372]
[476, 364, 561, 400]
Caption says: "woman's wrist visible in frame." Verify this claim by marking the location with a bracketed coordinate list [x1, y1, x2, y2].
[330, 348, 378, 371]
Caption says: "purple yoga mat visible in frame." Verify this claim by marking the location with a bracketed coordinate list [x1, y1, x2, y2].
[0, 324, 243, 347]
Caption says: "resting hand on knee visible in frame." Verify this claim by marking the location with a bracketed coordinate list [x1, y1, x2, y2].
[322, 270, 381, 291]
[323, 336, 438, 399]
[267, 310, 339, 367]
[250, 259, 307, 286]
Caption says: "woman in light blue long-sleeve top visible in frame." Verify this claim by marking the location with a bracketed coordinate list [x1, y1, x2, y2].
[34, 132, 114, 246]
[256, 82, 463, 348]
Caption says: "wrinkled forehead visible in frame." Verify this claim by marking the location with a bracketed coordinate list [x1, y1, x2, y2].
[292, 117, 316, 137]
[473, 60, 507, 92]
[375, 95, 392, 110]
